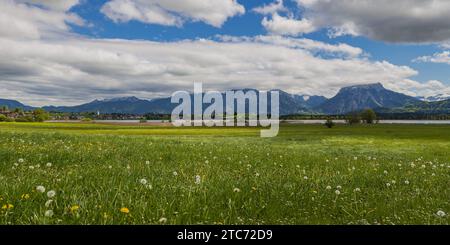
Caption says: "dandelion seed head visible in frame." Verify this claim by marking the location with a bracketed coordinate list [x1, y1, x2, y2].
[326, 186, 332, 190]
[335, 190, 341, 195]
[47, 190, 56, 199]
[195, 175, 201, 185]
[45, 210, 54, 217]
[159, 217, 167, 224]
[36, 186, 46, 193]
[233, 188, 241, 193]
[46, 162, 52, 168]
[140, 178, 148, 185]
[436, 210, 446, 217]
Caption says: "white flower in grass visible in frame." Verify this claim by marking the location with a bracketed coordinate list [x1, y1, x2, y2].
[436, 210, 446, 217]
[354, 188, 361, 192]
[45, 210, 54, 217]
[233, 188, 241, 193]
[18, 158, 24, 163]
[46, 162, 52, 168]
[159, 217, 167, 224]
[47, 190, 56, 199]
[29, 166, 35, 170]
[36, 186, 46, 193]
[13, 163, 19, 167]
[386, 183, 391, 187]
[303, 176, 308, 180]
[140, 179, 148, 185]
[195, 175, 201, 185]
[383, 170, 388, 175]
[335, 190, 341, 195]
[145, 161, 150, 165]
[404, 180, 410, 185]
[45, 200, 53, 207]
[326, 186, 332, 190]
[108, 165, 112, 169]
[173, 171, 178, 176]
[336, 185, 342, 190]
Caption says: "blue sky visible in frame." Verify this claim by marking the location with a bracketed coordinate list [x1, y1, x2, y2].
[69, 0, 448, 84]
[1, 0, 450, 105]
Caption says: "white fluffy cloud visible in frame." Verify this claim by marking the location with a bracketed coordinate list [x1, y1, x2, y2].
[0, 34, 424, 106]
[386, 79, 450, 98]
[216, 35, 363, 58]
[17, 0, 80, 11]
[100, 0, 245, 27]
[253, 0, 286, 15]
[0, 0, 83, 40]
[414, 51, 450, 65]
[262, 13, 316, 36]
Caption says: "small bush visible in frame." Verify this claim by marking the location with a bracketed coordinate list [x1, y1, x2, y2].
[324, 118, 335, 128]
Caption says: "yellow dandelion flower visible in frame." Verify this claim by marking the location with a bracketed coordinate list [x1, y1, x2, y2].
[21, 194, 30, 200]
[70, 205, 80, 213]
[120, 207, 130, 214]
[2, 204, 14, 210]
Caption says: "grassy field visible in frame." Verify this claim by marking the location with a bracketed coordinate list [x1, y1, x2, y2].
[0, 122, 449, 225]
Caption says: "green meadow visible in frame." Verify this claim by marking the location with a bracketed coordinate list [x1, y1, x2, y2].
[0, 122, 449, 225]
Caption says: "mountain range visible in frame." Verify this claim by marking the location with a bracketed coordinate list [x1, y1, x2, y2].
[1, 83, 450, 115]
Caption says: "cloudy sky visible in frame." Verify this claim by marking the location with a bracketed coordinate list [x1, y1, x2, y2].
[1, 0, 450, 106]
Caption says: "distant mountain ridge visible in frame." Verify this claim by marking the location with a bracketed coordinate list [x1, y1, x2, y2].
[1, 84, 450, 115]
[0, 99, 35, 111]
[317, 83, 422, 114]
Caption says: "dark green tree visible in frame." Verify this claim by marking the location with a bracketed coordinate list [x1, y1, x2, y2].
[33, 109, 50, 122]
[361, 109, 377, 124]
